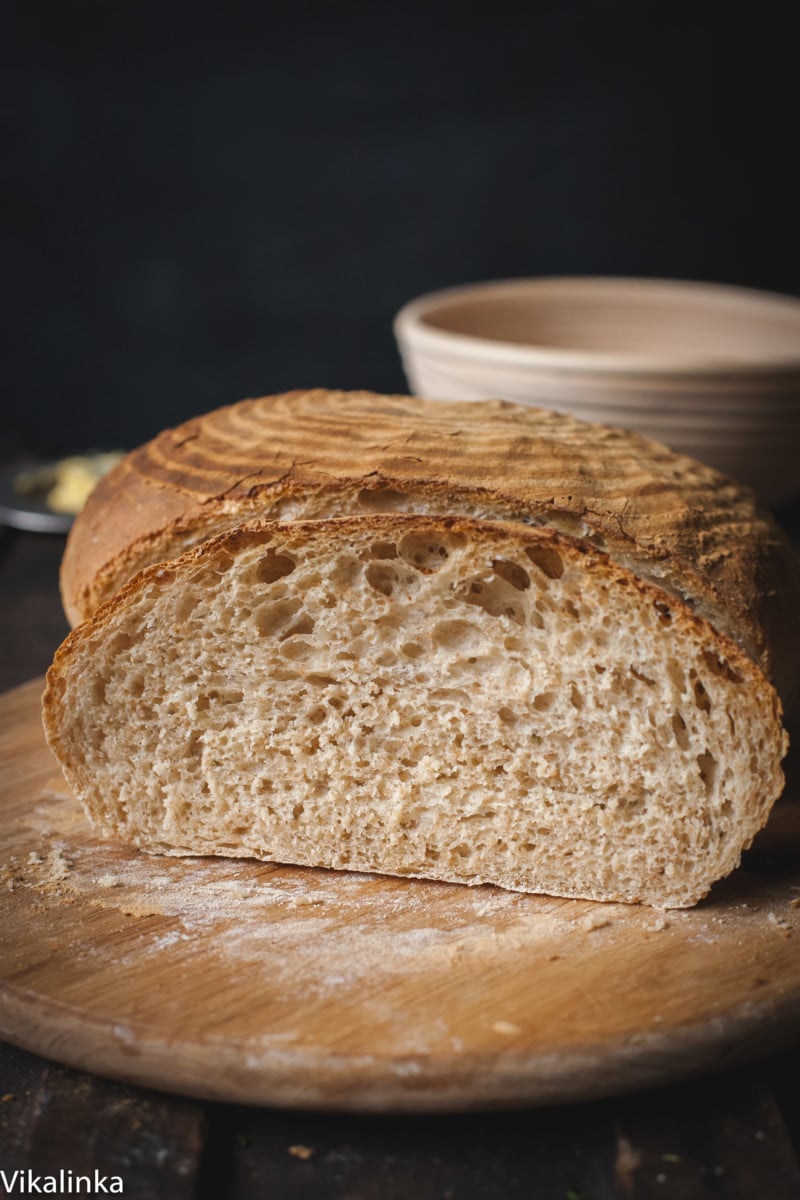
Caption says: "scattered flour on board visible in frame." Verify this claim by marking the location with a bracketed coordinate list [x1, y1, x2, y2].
[6, 784, 798, 1017]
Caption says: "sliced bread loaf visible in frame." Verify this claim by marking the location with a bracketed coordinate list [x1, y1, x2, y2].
[59, 390, 799, 705]
[43, 514, 788, 908]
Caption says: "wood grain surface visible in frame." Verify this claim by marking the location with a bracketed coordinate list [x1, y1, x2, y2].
[1, 677, 800, 1113]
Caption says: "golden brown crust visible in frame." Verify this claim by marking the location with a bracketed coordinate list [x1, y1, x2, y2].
[60, 389, 800, 699]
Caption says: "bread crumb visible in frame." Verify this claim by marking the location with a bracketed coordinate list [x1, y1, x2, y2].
[491, 1020, 521, 1036]
[46, 844, 71, 883]
[581, 912, 611, 932]
[288, 1144, 315, 1160]
[766, 911, 791, 935]
[648, 916, 669, 932]
[27, 851, 43, 866]
[97, 874, 122, 888]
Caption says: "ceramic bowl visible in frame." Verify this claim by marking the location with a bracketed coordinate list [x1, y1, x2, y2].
[394, 277, 800, 504]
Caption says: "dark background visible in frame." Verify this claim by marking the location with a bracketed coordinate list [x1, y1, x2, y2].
[2, 0, 799, 457]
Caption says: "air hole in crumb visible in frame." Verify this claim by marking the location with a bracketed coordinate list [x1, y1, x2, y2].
[292, 804, 305, 820]
[280, 638, 314, 661]
[697, 750, 718, 791]
[398, 531, 456, 570]
[569, 684, 584, 710]
[254, 597, 303, 637]
[701, 650, 742, 684]
[693, 678, 712, 713]
[491, 559, 530, 591]
[211, 551, 235, 575]
[565, 599, 580, 619]
[630, 666, 656, 688]
[256, 552, 296, 584]
[365, 562, 399, 596]
[129, 675, 144, 698]
[432, 619, 483, 651]
[529, 610, 545, 630]
[533, 692, 556, 712]
[174, 593, 198, 623]
[463, 577, 525, 625]
[499, 706, 517, 724]
[654, 600, 672, 625]
[280, 614, 315, 640]
[430, 687, 470, 706]
[296, 571, 321, 591]
[185, 732, 203, 759]
[109, 633, 131, 655]
[369, 541, 398, 560]
[672, 712, 690, 750]
[401, 642, 424, 659]
[357, 487, 408, 512]
[328, 556, 361, 587]
[308, 705, 327, 724]
[525, 543, 564, 580]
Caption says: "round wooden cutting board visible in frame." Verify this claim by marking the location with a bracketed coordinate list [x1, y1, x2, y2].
[1, 678, 799, 1112]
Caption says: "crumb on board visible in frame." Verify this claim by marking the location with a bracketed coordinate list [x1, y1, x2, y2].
[767, 911, 792, 936]
[288, 1144, 315, 1160]
[97, 874, 122, 888]
[581, 912, 611, 933]
[491, 1020, 521, 1036]
[648, 916, 669, 932]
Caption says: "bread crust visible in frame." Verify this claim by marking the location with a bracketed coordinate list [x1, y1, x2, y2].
[60, 389, 799, 700]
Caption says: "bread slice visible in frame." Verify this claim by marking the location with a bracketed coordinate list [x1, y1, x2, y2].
[43, 515, 787, 908]
[59, 390, 799, 706]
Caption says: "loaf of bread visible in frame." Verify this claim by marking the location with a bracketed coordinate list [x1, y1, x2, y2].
[44, 390, 797, 907]
[60, 390, 797, 704]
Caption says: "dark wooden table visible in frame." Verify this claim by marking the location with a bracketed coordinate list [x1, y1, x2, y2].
[1, 523, 800, 1200]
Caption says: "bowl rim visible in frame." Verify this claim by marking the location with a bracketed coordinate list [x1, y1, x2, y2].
[394, 276, 800, 377]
